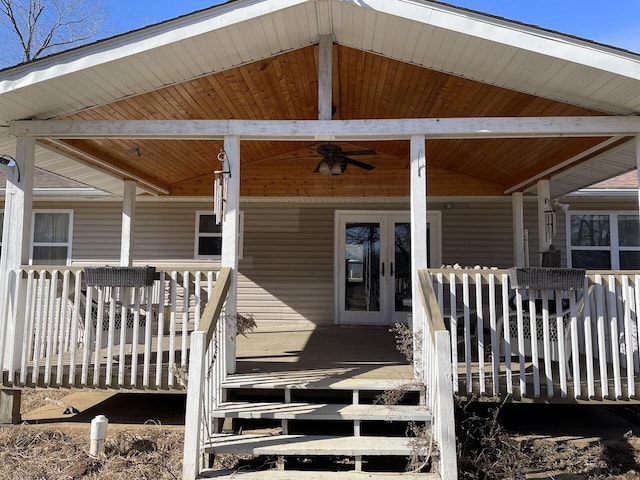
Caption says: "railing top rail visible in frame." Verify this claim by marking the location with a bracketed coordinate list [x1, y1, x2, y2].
[418, 269, 447, 342]
[197, 267, 232, 345]
[21, 263, 221, 272]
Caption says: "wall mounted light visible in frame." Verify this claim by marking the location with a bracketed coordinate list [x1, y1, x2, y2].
[0, 154, 20, 181]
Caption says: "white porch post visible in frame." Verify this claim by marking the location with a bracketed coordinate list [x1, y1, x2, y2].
[120, 180, 136, 266]
[318, 35, 333, 121]
[537, 179, 552, 266]
[410, 135, 428, 380]
[0, 136, 34, 423]
[222, 135, 240, 374]
[512, 192, 526, 267]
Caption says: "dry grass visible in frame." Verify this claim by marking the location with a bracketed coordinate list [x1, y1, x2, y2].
[0, 424, 184, 480]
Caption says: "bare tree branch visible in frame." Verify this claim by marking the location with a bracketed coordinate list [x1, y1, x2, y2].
[0, 0, 105, 66]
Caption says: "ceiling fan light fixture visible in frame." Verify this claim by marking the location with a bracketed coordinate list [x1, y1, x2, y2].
[331, 162, 343, 175]
[318, 159, 332, 175]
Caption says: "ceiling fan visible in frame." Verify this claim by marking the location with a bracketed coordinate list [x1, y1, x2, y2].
[310, 143, 377, 175]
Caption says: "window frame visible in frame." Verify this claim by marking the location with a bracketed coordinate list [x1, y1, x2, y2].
[566, 210, 640, 270]
[30, 209, 74, 266]
[194, 211, 244, 260]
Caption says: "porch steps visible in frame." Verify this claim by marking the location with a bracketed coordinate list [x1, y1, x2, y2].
[205, 433, 424, 456]
[211, 402, 431, 422]
[199, 469, 439, 479]
[198, 372, 438, 478]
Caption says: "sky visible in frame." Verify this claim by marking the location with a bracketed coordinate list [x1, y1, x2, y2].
[102, 0, 640, 53]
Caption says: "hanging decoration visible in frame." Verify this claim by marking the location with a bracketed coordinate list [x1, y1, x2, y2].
[213, 148, 231, 225]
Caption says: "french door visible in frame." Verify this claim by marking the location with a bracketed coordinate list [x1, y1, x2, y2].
[335, 211, 441, 325]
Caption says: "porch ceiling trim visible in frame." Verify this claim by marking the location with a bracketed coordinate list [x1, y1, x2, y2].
[10, 116, 640, 140]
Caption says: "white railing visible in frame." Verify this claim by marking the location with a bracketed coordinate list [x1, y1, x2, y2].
[0, 264, 221, 390]
[183, 267, 231, 480]
[417, 270, 458, 480]
[429, 268, 640, 401]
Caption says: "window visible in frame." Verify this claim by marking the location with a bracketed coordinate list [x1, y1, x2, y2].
[568, 212, 640, 269]
[194, 211, 243, 259]
[30, 210, 73, 265]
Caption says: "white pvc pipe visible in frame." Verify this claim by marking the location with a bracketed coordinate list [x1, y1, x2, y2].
[90, 414, 109, 457]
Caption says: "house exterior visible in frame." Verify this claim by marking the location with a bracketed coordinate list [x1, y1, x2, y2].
[2, 0, 640, 478]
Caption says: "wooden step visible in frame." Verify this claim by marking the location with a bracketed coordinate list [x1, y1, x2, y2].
[212, 402, 432, 422]
[204, 433, 427, 456]
[199, 469, 439, 479]
[222, 371, 423, 392]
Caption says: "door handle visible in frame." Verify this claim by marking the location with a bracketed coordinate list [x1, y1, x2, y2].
[390, 262, 394, 277]
[381, 262, 385, 277]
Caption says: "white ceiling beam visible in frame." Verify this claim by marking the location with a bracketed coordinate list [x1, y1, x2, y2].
[41, 140, 170, 195]
[10, 116, 640, 140]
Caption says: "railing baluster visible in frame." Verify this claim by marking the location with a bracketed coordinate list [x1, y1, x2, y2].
[583, 278, 595, 399]
[528, 294, 540, 397]
[168, 271, 178, 387]
[594, 276, 608, 398]
[541, 289, 553, 397]
[622, 275, 635, 399]
[56, 271, 71, 386]
[155, 271, 167, 388]
[608, 275, 622, 399]
[555, 291, 566, 397]
[488, 273, 499, 397]
[44, 271, 59, 386]
[182, 271, 190, 369]
[634, 276, 640, 374]
[68, 271, 82, 387]
[475, 273, 485, 396]
[502, 274, 512, 395]
[449, 273, 458, 394]
[129, 287, 142, 388]
[462, 273, 472, 395]
[569, 291, 580, 398]
[93, 287, 105, 387]
[19, 271, 36, 386]
[515, 288, 526, 397]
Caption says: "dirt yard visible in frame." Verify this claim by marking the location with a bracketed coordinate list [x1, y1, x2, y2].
[3, 391, 640, 479]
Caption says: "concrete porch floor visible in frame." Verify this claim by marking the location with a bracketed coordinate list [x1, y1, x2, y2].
[234, 324, 414, 381]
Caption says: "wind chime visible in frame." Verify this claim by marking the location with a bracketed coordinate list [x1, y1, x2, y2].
[213, 148, 231, 225]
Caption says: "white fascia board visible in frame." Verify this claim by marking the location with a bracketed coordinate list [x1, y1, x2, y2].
[11, 116, 640, 140]
[360, 0, 640, 80]
[0, 0, 308, 94]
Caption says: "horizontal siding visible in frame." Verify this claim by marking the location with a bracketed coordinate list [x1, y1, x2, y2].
[23, 197, 633, 327]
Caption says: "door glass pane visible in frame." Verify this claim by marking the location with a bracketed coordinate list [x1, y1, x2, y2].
[570, 215, 610, 246]
[345, 223, 380, 312]
[618, 215, 640, 247]
[394, 222, 411, 312]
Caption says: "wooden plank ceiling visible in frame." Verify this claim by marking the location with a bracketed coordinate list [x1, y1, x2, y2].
[60, 45, 610, 197]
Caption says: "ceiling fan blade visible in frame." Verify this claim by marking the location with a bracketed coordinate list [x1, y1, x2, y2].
[344, 157, 375, 171]
[313, 159, 323, 173]
[340, 149, 376, 156]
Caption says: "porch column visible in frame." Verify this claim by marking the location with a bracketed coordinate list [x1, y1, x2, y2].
[410, 135, 428, 380]
[512, 192, 526, 267]
[318, 35, 333, 121]
[120, 180, 136, 267]
[222, 135, 240, 374]
[0, 136, 35, 423]
[537, 179, 552, 266]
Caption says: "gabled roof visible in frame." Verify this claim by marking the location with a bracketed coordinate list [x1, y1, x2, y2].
[0, 0, 639, 198]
